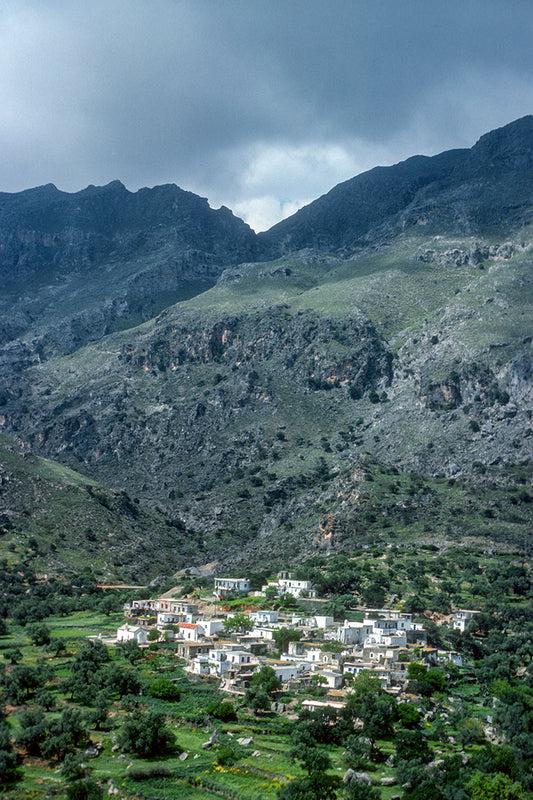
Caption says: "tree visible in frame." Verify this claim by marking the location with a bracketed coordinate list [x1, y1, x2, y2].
[343, 734, 372, 770]
[15, 708, 47, 756]
[27, 622, 51, 646]
[35, 687, 57, 711]
[223, 613, 253, 634]
[206, 699, 237, 721]
[278, 774, 337, 800]
[394, 729, 432, 764]
[467, 772, 527, 800]
[0, 722, 17, 786]
[87, 691, 111, 731]
[40, 708, 86, 762]
[407, 662, 446, 696]
[397, 702, 421, 729]
[101, 664, 142, 698]
[279, 727, 338, 800]
[245, 685, 271, 714]
[251, 665, 282, 695]
[116, 638, 142, 664]
[273, 627, 301, 654]
[264, 586, 278, 602]
[344, 672, 396, 760]
[245, 665, 282, 713]
[456, 717, 485, 751]
[97, 594, 119, 616]
[45, 637, 66, 657]
[118, 709, 176, 757]
[341, 780, 381, 800]
[3, 664, 43, 704]
[147, 678, 180, 701]
[3, 648, 22, 665]
[65, 776, 103, 800]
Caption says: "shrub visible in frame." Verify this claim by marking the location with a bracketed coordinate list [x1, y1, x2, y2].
[147, 678, 180, 701]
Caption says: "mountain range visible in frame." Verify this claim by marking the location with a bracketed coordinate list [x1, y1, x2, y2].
[0, 116, 532, 581]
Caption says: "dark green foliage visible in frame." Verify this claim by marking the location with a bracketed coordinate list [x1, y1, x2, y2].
[116, 638, 142, 664]
[278, 773, 338, 800]
[397, 702, 421, 729]
[128, 765, 171, 781]
[214, 745, 237, 766]
[407, 663, 447, 696]
[86, 691, 111, 731]
[343, 734, 372, 769]
[295, 706, 352, 746]
[341, 780, 381, 800]
[223, 612, 254, 633]
[147, 678, 180, 701]
[2, 663, 44, 703]
[65, 776, 103, 800]
[273, 627, 301, 654]
[249, 665, 282, 696]
[27, 621, 51, 646]
[0, 722, 17, 786]
[467, 771, 527, 800]
[394, 729, 432, 764]
[245, 685, 271, 713]
[117, 708, 176, 757]
[206, 698, 237, 721]
[15, 707, 47, 756]
[40, 707, 86, 761]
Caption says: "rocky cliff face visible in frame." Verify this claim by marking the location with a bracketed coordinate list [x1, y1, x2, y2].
[0, 117, 532, 577]
[258, 116, 533, 256]
[0, 180, 256, 359]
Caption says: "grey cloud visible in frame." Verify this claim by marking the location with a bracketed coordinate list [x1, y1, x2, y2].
[1, 0, 532, 229]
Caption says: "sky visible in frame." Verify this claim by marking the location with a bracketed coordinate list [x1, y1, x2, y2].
[1, 1, 532, 232]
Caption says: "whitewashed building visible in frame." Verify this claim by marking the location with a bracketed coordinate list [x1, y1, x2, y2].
[116, 624, 147, 644]
[214, 577, 250, 598]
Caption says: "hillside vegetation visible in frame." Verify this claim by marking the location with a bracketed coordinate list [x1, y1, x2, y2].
[0, 117, 532, 577]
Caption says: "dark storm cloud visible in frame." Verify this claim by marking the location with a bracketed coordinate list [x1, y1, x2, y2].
[1, 0, 532, 230]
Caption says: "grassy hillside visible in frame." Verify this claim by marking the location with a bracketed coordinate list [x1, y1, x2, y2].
[0, 433, 202, 581]
[0, 228, 531, 577]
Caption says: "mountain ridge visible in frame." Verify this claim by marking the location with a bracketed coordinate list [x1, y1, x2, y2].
[0, 115, 532, 579]
[257, 115, 533, 255]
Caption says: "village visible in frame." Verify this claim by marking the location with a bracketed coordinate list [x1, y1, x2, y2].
[116, 572, 477, 709]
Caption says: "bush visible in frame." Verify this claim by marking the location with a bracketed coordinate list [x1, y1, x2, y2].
[129, 765, 171, 781]
[147, 678, 180, 701]
[118, 709, 176, 757]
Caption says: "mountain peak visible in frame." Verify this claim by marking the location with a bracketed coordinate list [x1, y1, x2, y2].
[258, 115, 533, 253]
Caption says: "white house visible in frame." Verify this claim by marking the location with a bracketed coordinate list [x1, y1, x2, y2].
[265, 659, 307, 682]
[250, 626, 276, 640]
[335, 621, 374, 645]
[263, 572, 317, 598]
[199, 619, 225, 637]
[191, 655, 210, 675]
[214, 577, 250, 599]
[207, 649, 232, 675]
[301, 698, 345, 713]
[178, 622, 205, 641]
[157, 611, 195, 626]
[116, 624, 147, 645]
[452, 610, 480, 632]
[438, 650, 464, 667]
[315, 669, 343, 689]
[225, 650, 253, 666]
[250, 610, 279, 625]
[314, 615, 335, 629]
[155, 597, 199, 615]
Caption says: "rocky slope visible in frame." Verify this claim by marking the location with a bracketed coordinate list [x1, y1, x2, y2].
[0, 180, 256, 360]
[0, 116, 532, 578]
[258, 115, 533, 255]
